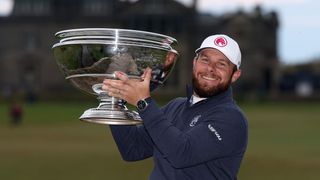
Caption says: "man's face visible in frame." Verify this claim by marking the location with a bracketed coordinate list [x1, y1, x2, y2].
[192, 48, 241, 97]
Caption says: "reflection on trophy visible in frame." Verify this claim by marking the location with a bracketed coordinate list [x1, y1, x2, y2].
[52, 28, 178, 125]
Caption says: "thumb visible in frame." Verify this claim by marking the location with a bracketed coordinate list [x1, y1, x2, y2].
[142, 68, 152, 85]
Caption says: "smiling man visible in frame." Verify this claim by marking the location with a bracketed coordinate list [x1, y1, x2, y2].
[192, 35, 241, 98]
[103, 34, 248, 180]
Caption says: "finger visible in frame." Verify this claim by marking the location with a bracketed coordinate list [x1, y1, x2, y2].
[143, 67, 152, 82]
[103, 79, 110, 85]
[102, 84, 114, 93]
[107, 90, 122, 99]
[102, 85, 123, 98]
[101, 84, 109, 91]
[104, 79, 124, 89]
[115, 71, 129, 81]
[141, 69, 147, 79]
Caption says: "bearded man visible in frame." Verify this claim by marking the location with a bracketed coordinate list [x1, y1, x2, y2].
[102, 34, 248, 180]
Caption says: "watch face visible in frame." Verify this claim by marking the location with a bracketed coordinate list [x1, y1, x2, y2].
[137, 100, 147, 110]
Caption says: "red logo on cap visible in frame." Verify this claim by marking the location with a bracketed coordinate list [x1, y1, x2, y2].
[214, 37, 227, 47]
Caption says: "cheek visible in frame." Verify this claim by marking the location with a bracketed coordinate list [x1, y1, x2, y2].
[193, 65, 202, 76]
[222, 72, 233, 83]
[221, 72, 229, 79]
[194, 63, 207, 73]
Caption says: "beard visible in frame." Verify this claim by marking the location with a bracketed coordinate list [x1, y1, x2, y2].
[192, 72, 233, 98]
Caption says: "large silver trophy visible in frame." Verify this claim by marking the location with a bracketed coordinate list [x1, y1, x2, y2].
[52, 28, 178, 125]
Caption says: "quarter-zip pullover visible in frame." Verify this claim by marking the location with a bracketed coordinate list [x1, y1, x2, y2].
[110, 87, 248, 180]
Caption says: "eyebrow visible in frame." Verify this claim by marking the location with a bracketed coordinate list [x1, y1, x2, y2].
[199, 53, 230, 63]
[198, 53, 208, 58]
[217, 59, 231, 65]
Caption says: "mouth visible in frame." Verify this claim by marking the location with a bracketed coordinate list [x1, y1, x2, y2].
[201, 75, 219, 82]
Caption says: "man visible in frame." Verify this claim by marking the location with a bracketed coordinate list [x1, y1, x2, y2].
[102, 34, 248, 180]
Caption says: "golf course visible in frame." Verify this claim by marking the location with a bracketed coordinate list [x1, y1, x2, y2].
[1, 100, 319, 179]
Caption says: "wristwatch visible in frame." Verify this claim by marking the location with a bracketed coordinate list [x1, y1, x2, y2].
[136, 98, 149, 111]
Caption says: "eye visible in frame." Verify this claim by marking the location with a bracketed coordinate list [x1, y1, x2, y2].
[199, 57, 209, 64]
[217, 61, 228, 68]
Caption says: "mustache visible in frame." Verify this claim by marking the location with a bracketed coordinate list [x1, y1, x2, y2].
[192, 72, 232, 98]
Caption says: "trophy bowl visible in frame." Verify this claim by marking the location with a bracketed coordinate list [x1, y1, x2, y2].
[52, 28, 178, 125]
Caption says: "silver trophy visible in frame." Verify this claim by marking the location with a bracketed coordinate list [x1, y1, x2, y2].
[52, 28, 178, 125]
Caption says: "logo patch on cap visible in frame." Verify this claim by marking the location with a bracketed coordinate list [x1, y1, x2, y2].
[214, 37, 228, 47]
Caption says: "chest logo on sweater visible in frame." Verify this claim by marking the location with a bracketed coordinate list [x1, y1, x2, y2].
[189, 115, 201, 127]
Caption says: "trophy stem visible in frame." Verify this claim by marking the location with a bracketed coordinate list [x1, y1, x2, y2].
[79, 85, 142, 125]
[98, 94, 124, 110]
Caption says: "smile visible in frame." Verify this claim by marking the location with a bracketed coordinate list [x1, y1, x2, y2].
[201, 75, 219, 81]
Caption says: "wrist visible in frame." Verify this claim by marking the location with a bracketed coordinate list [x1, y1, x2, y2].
[136, 97, 152, 111]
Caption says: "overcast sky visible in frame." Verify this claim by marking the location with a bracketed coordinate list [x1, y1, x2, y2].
[178, 0, 320, 65]
[1, 0, 319, 64]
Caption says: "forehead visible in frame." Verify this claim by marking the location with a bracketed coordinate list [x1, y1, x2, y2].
[198, 48, 229, 62]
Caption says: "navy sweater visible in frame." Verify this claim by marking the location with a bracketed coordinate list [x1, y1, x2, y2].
[110, 87, 248, 180]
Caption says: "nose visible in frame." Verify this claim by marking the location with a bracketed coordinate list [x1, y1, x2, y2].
[207, 64, 216, 73]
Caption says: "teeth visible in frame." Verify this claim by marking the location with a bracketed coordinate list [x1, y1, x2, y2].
[202, 75, 217, 81]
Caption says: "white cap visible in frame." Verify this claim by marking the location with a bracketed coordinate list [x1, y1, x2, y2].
[195, 34, 241, 69]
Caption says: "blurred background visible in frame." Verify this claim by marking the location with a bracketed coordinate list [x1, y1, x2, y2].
[0, 0, 319, 179]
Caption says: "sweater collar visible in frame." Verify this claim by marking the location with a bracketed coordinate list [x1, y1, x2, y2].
[186, 85, 233, 105]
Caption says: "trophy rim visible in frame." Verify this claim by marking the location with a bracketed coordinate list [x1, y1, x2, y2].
[55, 28, 177, 43]
[52, 39, 178, 54]
[52, 28, 179, 55]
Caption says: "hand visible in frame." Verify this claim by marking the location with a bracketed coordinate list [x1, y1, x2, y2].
[102, 68, 152, 106]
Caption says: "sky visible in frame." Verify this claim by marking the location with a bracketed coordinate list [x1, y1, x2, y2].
[0, 0, 319, 65]
[177, 0, 320, 65]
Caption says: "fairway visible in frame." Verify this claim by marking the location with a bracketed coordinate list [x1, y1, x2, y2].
[1, 101, 320, 179]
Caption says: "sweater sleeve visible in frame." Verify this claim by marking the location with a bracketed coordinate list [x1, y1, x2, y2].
[109, 124, 154, 161]
[139, 99, 247, 168]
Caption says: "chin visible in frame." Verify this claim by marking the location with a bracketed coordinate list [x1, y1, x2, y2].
[193, 78, 230, 97]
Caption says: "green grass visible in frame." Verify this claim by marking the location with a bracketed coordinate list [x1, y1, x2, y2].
[239, 102, 320, 179]
[1, 101, 320, 179]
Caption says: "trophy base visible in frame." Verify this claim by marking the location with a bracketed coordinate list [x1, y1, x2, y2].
[79, 108, 142, 125]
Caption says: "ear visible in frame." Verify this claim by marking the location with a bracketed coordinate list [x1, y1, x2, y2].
[231, 69, 241, 83]
[192, 58, 197, 70]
